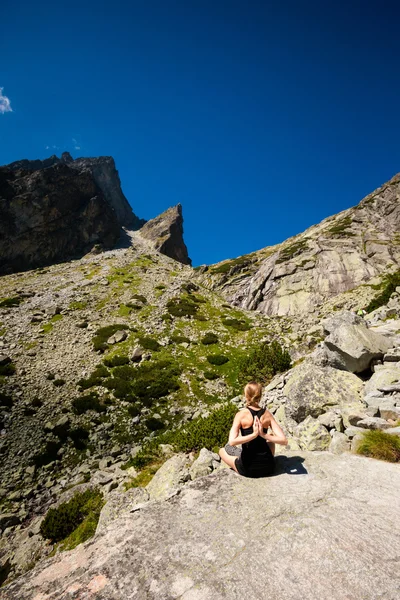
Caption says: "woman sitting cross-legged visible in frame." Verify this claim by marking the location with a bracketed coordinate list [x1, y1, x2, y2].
[219, 381, 288, 478]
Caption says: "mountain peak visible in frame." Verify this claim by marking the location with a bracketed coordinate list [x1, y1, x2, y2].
[140, 203, 192, 265]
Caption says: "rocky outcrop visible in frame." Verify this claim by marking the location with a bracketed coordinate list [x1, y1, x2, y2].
[2, 451, 400, 600]
[6, 152, 142, 229]
[0, 153, 144, 274]
[139, 204, 192, 265]
[200, 173, 400, 316]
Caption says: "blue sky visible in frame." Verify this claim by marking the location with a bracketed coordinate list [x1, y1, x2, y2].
[1, 1, 400, 266]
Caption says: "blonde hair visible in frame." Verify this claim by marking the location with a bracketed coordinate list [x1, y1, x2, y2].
[244, 381, 262, 407]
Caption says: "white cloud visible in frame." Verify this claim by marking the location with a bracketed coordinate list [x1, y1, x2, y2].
[0, 87, 12, 114]
[45, 145, 50, 149]
[74, 146, 80, 150]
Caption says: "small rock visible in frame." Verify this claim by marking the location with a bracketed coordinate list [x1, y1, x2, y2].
[131, 347, 143, 362]
[329, 431, 350, 455]
[0, 513, 20, 532]
[107, 330, 128, 345]
[356, 417, 392, 431]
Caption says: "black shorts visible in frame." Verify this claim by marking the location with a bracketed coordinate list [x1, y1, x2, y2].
[234, 456, 275, 479]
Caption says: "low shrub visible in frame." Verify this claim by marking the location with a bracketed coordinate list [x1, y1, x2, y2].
[112, 365, 137, 379]
[238, 340, 291, 384]
[72, 393, 106, 414]
[137, 336, 161, 351]
[207, 354, 229, 365]
[53, 379, 66, 387]
[194, 314, 207, 322]
[124, 464, 160, 490]
[210, 256, 251, 275]
[130, 359, 180, 404]
[145, 417, 165, 431]
[128, 405, 140, 417]
[33, 440, 62, 467]
[103, 355, 130, 367]
[0, 362, 15, 376]
[365, 271, 400, 313]
[0, 296, 23, 308]
[221, 318, 251, 332]
[204, 370, 220, 380]
[167, 297, 199, 318]
[128, 404, 238, 469]
[171, 335, 191, 344]
[155, 284, 166, 290]
[129, 294, 147, 304]
[201, 332, 219, 345]
[103, 377, 133, 399]
[356, 430, 400, 462]
[276, 239, 309, 264]
[69, 427, 90, 450]
[78, 366, 109, 390]
[92, 324, 129, 352]
[40, 488, 103, 543]
[327, 215, 353, 236]
[0, 392, 13, 408]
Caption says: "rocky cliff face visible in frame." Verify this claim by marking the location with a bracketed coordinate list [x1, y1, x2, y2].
[6, 152, 143, 230]
[0, 153, 145, 274]
[198, 174, 400, 316]
[139, 203, 192, 265]
[0, 162, 122, 274]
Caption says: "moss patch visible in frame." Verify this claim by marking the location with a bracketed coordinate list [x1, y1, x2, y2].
[356, 430, 400, 462]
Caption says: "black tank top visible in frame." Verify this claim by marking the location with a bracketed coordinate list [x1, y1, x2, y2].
[238, 407, 274, 477]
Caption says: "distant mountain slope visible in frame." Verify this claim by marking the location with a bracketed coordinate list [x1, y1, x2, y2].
[197, 174, 400, 316]
[0, 153, 191, 274]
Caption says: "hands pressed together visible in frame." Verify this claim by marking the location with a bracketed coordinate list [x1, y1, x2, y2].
[250, 416, 267, 440]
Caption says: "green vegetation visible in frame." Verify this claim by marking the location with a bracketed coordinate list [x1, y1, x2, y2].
[78, 365, 110, 390]
[155, 284, 166, 290]
[327, 215, 354, 236]
[167, 296, 199, 318]
[0, 296, 23, 308]
[0, 392, 13, 408]
[0, 362, 15, 376]
[69, 301, 87, 310]
[72, 392, 106, 414]
[53, 379, 66, 387]
[40, 488, 103, 548]
[137, 336, 161, 351]
[204, 371, 220, 380]
[201, 332, 219, 345]
[126, 404, 237, 469]
[124, 464, 160, 490]
[276, 239, 309, 264]
[101, 359, 180, 405]
[69, 427, 90, 450]
[129, 294, 147, 304]
[365, 271, 400, 313]
[92, 324, 130, 352]
[171, 335, 191, 344]
[210, 255, 252, 275]
[238, 340, 291, 385]
[145, 417, 165, 431]
[356, 430, 400, 462]
[103, 355, 129, 367]
[127, 405, 140, 417]
[207, 354, 229, 365]
[221, 318, 251, 332]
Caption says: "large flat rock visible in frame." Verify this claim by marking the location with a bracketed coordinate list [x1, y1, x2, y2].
[2, 451, 400, 600]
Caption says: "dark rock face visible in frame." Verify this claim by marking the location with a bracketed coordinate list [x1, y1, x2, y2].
[0, 153, 145, 274]
[0, 162, 121, 274]
[140, 204, 192, 265]
[6, 152, 143, 229]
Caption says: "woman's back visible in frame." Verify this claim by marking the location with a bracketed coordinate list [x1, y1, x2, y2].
[236, 406, 275, 478]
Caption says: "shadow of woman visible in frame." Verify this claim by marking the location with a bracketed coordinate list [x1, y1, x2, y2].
[272, 455, 308, 476]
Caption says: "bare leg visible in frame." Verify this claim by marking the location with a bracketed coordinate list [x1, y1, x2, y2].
[268, 442, 276, 456]
[219, 447, 240, 473]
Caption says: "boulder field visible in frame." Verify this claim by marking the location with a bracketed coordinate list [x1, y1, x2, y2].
[1, 451, 399, 600]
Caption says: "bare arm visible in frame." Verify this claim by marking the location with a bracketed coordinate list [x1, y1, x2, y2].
[228, 412, 259, 446]
[259, 414, 288, 446]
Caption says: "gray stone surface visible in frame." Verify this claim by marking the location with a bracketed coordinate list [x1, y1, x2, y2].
[283, 360, 364, 422]
[323, 322, 391, 373]
[146, 454, 192, 501]
[3, 451, 400, 600]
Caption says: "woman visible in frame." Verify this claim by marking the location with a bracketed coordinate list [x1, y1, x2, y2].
[219, 381, 288, 478]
